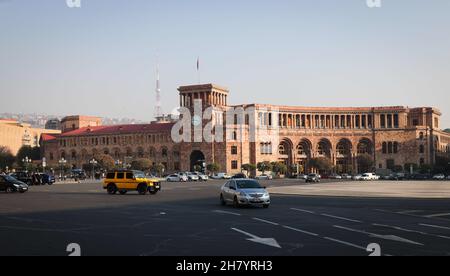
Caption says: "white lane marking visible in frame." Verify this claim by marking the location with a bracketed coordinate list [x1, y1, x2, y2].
[212, 210, 242, 216]
[282, 226, 319, 237]
[321, 213, 362, 223]
[253, 218, 279, 226]
[373, 223, 450, 240]
[334, 225, 423, 246]
[323, 237, 367, 251]
[231, 228, 281, 249]
[290, 208, 315, 214]
[419, 224, 450, 230]
[425, 213, 450, 218]
[397, 210, 424, 214]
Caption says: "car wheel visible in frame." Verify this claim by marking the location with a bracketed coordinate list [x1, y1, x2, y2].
[119, 190, 127, 195]
[5, 187, 14, 193]
[107, 184, 118, 195]
[233, 196, 240, 208]
[137, 184, 147, 195]
[149, 190, 158, 195]
[220, 194, 226, 206]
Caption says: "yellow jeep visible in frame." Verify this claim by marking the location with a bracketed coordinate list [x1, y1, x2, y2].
[103, 170, 161, 195]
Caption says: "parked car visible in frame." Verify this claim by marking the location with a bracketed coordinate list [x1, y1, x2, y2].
[352, 174, 363, 181]
[193, 172, 209, 181]
[412, 174, 432, 180]
[220, 179, 270, 208]
[341, 174, 352, 180]
[232, 173, 248, 179]
[103, 170, 161, 195]
[329, 174, 342, 179]
[255, 174, 273, 180]
[71, 169, 87, 180]
[9, 172, 32, 186]
[433, 174, 446, 180]
[187, 173, 200, 181]
[0, 175, 29, 193]
[306, 173, 321, 183]
[297, 174, 307, 180]
[38, 173, 56, 185]
[166, 174, 188, 182]
[361, 173, 380, 181]
[211, 173, 232, 180]
[447, 175, 450, 180]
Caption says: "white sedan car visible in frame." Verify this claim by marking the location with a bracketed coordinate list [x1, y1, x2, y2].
[166, 174, 188, 182]
[211, 173, 232, 180]
[255, 174, 273, 180]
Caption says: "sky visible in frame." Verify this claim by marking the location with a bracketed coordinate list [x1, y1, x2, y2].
[1, 0, 449, 127]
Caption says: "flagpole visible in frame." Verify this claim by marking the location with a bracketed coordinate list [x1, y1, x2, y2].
[197, 57, 200, 84]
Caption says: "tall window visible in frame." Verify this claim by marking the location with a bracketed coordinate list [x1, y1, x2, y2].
[388, 142, 393, 154]
[231, 161, 238, 170]
[231, 146, 238, 155]
[393, 142, 399, 154]
[419, 145, 425, 154]
[382, 142, 387, 154]
[278, 145, 286, 155]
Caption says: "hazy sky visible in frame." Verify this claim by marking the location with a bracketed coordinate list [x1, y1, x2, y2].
[1, 0, 449, 127]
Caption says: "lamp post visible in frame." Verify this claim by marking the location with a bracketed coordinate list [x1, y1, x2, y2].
[89, 159, 98, 179]
[58, 158, 67, 181]
[22, 156, 32, 173]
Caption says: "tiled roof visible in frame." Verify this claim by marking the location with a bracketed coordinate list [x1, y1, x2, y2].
[41, 133, 59, 141]
[61, 123, 175, 137]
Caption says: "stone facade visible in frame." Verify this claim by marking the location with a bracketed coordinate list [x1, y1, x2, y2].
[0, 119, 60, 155]
[41, 83, 450, 175]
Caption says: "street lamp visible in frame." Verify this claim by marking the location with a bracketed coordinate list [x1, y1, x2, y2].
[89, 159, 98, 179]
[58, 158, 67, 180]
[22, 156, 32, 173]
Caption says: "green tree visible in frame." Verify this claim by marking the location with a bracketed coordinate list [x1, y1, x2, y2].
[257, 161, 273, 174]
[16, 146, 40, 164]
[152, 163, 166, 177]
[419, 164, 433, 174]
[272, 162, 288, 176]
[207, 163, 221, 175]
[308, 157, 333, 174]
[241, 163, 256, 177]
[357, 154, 374, 173]
[95, 154, 115, 171]
[0, 146, 15, 171]
[131, 158, 153, 171]
[444, 129, 450, 133]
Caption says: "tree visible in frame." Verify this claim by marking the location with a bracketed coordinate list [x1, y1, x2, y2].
[241, 163, 256, 177]
[95, 154, 115, 171]
[357, 154, 375, 173]
[308, 157, 333, 174]
[444, 129, 450, 133]
[152, 163, 166, 177]
[419, 164, 433, 174]
[207, 163, 220, 175]
[16, 146, 40, 164]
[193, 165, 202, 172]
[0, 146, 15, 171]
[131, 158, 152, 171]
[272, 162, 288, 176]
[257, 161, 273, 174]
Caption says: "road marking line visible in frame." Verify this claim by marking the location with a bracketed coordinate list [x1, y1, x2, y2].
[231, 228, 282, 249]
[374, 223, 450, 239]
[425, 213, 450, 218]
[321, 214, 362, 223]
[212, 210, 242, 216]
[290, 208, 315, 214]
[419, 224, 450, 230]
[397, 210, 424, 214]
[253, 218, 279, 226]
[334, 225, 423, 246]
[282, 226, 319, 237]
[323, 237, 367, 251]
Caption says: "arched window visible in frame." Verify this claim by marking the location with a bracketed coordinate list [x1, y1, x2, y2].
[297, 145, 305, 155]
[388, 142, 393, 154]
[337, 144, 346, 155]
[393, 142, 399, 154]
[317, 144, 325, 155]
[162, 147, 168, 157]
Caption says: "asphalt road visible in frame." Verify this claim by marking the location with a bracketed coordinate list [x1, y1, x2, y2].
[0, 179, 450, 256]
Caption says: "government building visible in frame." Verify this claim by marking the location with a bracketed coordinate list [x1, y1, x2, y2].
[41, 83, 450, 175]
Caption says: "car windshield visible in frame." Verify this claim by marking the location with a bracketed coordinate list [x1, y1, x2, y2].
[134, 171, 146, 178]
[5, 175, 20, 183]
[236, 180, 262, 189]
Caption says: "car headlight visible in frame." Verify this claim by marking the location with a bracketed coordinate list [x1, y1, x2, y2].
[264, 193, 270, 197]
[239, 191, 247, 197]
[13, 184, 20, 188]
